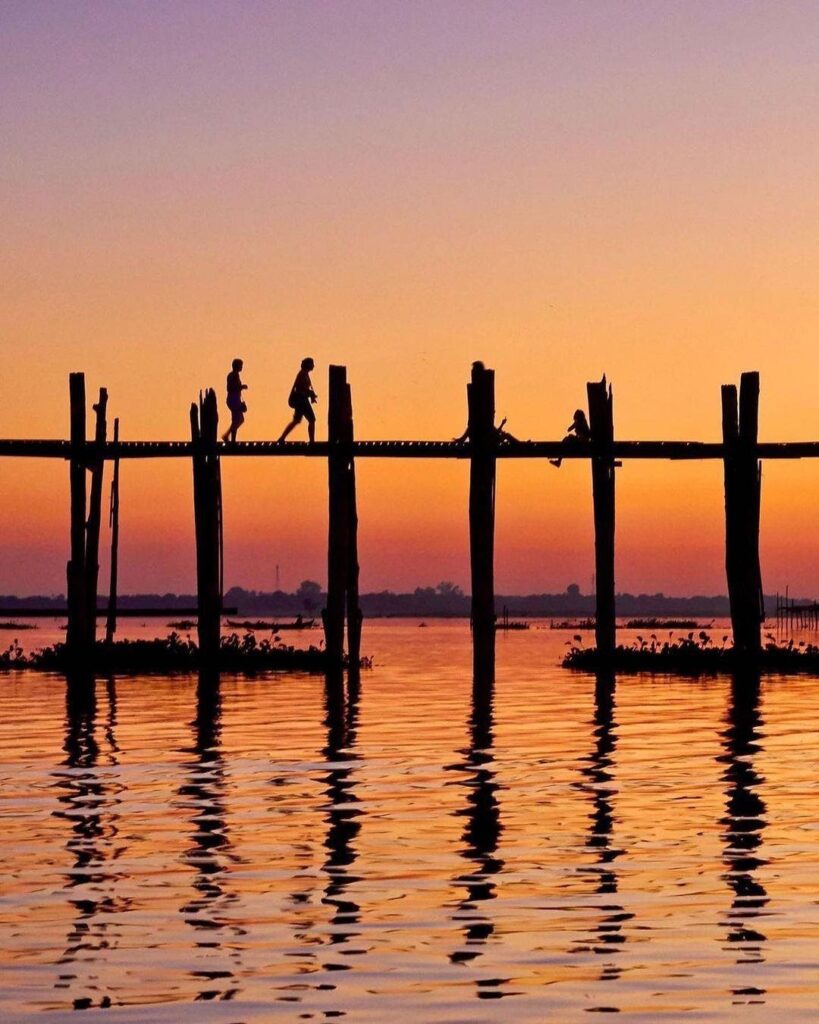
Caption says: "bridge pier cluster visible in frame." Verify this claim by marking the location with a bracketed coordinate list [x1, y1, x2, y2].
[2, 366, 778, 680]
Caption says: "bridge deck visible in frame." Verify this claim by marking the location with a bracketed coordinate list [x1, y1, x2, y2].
[2, 438, 819, 460]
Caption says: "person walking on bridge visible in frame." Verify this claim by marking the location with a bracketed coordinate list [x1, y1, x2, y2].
[221, 358, 248, 443]
[278, 357, 318, 444]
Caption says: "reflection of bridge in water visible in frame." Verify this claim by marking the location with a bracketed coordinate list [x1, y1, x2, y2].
[569, 673, 631, 994]
[52, 685, 125, 1012]
[176, 675, 244, 1002]
[719, 674, 768, 1004]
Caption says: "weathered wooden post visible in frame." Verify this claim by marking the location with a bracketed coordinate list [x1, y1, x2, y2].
[84, 388, 108, 648]
[468, 363, 496, 686]
[190, 390, 222, 664]
[587, 375, 616, 659]
[323, 366, 362, 669]
[105, 418, 120, 643]
[722, 372, 763, 657]
[66, 372, 88, 666]
[325, 365, 350, 665]
[345, 379, 363, 668]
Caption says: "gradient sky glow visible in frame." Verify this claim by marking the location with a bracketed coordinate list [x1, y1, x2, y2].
[4, 1, 819, 596]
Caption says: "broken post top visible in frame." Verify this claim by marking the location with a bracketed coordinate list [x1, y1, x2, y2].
[586, 374, 613, 447]
[467, 362, 495, 447]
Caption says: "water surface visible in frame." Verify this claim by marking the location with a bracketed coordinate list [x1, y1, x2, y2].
[1, 620, 819, 1021]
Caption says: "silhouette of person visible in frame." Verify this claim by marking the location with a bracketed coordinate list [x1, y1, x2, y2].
[278, 357, 318, 444]
[550, 408, 591, 467]
[221, 358, 247, 443]
[453, 362, 519, 444]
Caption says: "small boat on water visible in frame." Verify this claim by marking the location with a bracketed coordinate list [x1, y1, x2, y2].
[225, 616, 316, 631]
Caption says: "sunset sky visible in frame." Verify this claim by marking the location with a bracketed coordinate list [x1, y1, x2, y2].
[4, 1, 819, 596]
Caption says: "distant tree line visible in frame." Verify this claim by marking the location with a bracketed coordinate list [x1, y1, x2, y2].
[0, 580, 797, 617]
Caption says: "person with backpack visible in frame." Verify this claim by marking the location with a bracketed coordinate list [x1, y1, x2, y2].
[277, 357, 318, 443]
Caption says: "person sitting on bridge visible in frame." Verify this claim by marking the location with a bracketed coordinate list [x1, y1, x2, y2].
[278, 357, 318, 444]
[550, 408, 591, 467]
[221, 358, 248, 443]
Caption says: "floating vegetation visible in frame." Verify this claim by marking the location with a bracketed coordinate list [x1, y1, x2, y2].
[0, 621, 37, 631]
[167, 619, 196, 629]
[549, 618, 595, 630]
[0, 631, 364, 675]
[563, 631, 819, 675]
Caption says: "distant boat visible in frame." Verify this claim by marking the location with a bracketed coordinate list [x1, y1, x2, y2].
[225, 617, 316, 631]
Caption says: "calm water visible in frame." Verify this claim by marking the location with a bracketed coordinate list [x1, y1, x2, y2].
[2, 620, 819, 1021]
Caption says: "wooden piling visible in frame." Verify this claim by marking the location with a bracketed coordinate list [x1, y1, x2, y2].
[587, 376, 616, 659]
[345, 380, 363, 668]
[325, 366, 350, 664]
[66, 373, 88, 665]
[468, 363, 496, 685]
[105, 418, 120, 643]
[190, 390, 222, 664]
[84, 388, 108, 648]
[722, 372, 763, 657]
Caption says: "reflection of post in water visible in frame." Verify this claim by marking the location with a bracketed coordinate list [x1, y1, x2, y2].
[53, 683, 123, 1011]
[321, 670, 362, 961]
[177, 673, 241, 1001]
[719, 672, 768, 983]
[448, 676, 507, 1000]
[571, 672, 629, 984]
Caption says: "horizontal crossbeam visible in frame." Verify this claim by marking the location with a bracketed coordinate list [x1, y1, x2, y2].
[3, 438, 819, 460]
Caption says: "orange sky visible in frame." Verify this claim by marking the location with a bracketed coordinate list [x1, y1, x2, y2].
[3, 2, 819, 596]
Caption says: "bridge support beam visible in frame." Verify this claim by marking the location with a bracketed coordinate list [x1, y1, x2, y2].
[324, 365, 362, 668]
[85, 388, 108, 650]
[587, 376, 616, 660]
[722, 372, 763, 658]
[67, 373, 88, 672]
[190, 390, 222, 665]
[468, 363, 496, 689]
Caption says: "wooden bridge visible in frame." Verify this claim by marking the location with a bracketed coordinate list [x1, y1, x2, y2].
[0, 365, 802, 685]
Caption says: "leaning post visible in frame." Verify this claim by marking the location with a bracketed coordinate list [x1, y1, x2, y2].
[66, 373, 88, 667]
[587, 376, 616, 660]
[84, 388, 108, 649]
[345, 378, 363, 669]
[468, 363, 496, 687]
[105, 418, 121, 643]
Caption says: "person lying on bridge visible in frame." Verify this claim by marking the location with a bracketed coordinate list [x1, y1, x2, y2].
[453, 416, 520, 444]
[549, 408, 591, 467]
[221, 358, 248, 443]
[278, 357, 318, 444]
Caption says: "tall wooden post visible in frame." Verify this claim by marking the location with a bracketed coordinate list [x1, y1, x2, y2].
[66, 373, 88, 666]
[325, 366, 350, 664]
[722, 372, 763, 657]
[105, 418, 120, 643]
[345, 380, 363, 668]
[191, 390, 222, 664]
[85, 388, 108, 648]
[468, 363, 496, 686]
[587, 376, 616, 659]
